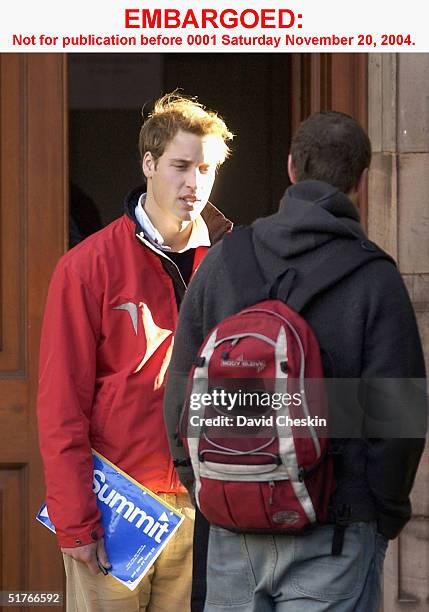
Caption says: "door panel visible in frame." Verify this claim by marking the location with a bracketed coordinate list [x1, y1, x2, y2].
[0, 53, 67, 604]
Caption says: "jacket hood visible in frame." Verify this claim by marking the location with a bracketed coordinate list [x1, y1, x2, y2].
[252, 180, 365, 260]
[124, 185, 232, 246]
[124, 185, 146, 230]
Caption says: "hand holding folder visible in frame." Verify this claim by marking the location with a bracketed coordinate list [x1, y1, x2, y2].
[37, 450, 184, 590]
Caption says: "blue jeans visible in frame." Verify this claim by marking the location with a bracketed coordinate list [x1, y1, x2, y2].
[204, 522, 389, 611]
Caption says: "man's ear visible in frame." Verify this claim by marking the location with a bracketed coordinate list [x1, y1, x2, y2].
[142, 151, 155, 179]
[356, 168, 368, 194]
[288, 154, 297, 184]
[347, 168, 369, 205]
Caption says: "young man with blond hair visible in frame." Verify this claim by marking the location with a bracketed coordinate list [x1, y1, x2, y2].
[37, 93, 233, 611]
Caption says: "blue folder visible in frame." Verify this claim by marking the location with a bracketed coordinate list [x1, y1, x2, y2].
[37, 450, 184, 590]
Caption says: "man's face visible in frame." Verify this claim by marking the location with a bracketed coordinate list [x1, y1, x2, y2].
[143, 129, 224, 223]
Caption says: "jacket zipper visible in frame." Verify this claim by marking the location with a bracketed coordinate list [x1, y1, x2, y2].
[136, 232, 187, 290]
[137, 232, 186, 492]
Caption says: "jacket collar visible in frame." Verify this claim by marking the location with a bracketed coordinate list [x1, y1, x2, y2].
[252, 180, 365, 260]
[124, 185, 232, 247]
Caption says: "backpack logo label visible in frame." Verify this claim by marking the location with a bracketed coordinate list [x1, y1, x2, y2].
[272, 510, 301, 525]
[220, 353, 266, 373]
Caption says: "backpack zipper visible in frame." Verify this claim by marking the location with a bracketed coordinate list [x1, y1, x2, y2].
[240, 307, 321, 459]
[268, 481, 275, 505]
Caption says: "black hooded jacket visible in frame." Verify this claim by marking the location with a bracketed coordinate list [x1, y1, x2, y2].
[164, 180, 427, 539]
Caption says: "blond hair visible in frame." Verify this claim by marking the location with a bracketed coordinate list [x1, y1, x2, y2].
[139, 92, 233, 165]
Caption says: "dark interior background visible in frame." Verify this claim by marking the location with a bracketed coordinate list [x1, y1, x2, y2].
[69, 53, 292, 243]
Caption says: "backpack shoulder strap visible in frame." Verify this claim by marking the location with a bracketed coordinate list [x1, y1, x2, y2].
[222, 227, 396, 314]
[222, 226, 268, 309]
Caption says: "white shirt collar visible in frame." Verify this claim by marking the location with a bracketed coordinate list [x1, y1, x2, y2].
[135, 193, 211, 253]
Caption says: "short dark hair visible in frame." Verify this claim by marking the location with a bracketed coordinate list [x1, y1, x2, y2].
[290, 111, 371, 193]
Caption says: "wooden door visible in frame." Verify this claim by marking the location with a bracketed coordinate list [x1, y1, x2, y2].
[0, 54, 67, 605]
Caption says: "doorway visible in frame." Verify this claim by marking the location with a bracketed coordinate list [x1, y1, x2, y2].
[68, 53, 292, 244]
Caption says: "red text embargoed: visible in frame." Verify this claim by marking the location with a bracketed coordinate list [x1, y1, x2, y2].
[124, 8, 301, 29]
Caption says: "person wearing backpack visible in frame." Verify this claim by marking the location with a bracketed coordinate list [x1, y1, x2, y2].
[164, 111, 427, 611]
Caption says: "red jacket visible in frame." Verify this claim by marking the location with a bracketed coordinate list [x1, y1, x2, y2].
[37, 191, 231, 547]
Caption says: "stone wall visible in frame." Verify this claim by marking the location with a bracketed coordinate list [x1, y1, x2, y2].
[368, 53, 429, 610]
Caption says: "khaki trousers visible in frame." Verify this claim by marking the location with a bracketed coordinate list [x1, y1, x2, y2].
[63, 493, 194, 612]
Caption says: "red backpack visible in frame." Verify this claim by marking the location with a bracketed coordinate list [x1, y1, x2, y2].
[179, 227, 393, 549]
